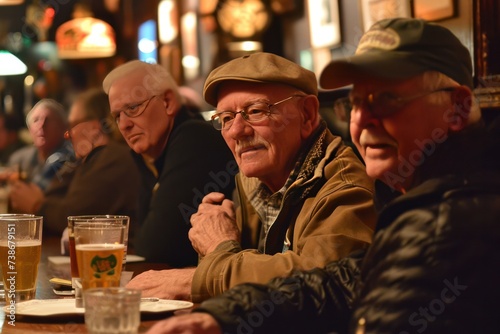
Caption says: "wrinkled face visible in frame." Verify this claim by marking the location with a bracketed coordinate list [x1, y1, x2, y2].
[67, 101, 100, 159]
[349, 76, 456, 191]
[108, 71, 172, 159]
[217, 81, 314, 192]
[28, 106, 66, 153]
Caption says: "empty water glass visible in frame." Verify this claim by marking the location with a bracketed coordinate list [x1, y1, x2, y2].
[83, 287, 141, 334]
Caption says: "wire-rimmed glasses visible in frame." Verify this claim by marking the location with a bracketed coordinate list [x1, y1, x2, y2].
[64, 118, 93, 139]
[349, 87, 457, 118]
[111, 94, 160, 124]
[211, 94, 305, 130]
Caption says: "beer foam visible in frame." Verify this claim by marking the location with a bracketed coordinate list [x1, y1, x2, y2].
[75, 243, 125, 251]
[0, 239, 41, 247]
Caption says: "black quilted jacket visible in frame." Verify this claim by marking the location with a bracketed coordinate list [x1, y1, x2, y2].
[195, 119, 500, 334]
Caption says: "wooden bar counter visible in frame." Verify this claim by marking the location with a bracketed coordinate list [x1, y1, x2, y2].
[0, 236, 191, 333]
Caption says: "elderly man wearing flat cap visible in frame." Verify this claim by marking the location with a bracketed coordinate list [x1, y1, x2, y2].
[145, 18, 500, 334]
[127, 52, 377, 302]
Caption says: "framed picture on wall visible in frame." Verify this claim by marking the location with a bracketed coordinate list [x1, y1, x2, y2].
[307, 0, 341, 48]
[359, 0, 412, 31]
[413, 0, 457, 21]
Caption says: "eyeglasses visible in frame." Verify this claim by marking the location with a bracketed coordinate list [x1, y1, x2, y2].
[64, 118, 93, 139]
[211, 94, 306, 131]
[349, 87, 457, 118]
[111, 95, 160, 124]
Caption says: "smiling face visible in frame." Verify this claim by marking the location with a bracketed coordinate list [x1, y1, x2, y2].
[108, 70, 174, 159]
[217, 81, 318, 192]
[349, 75, 459, 191]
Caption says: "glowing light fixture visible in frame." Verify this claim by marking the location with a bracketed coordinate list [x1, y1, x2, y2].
[180, 11, 199, 80]
[158, 0, 178, 44]
[55, 17, 116, 59]
[0, 51, 27, 76]
[0, 0, 24, 5]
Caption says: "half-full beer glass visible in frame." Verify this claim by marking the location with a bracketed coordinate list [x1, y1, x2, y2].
[68, 215, 129, 289]
[0, 215, 42, 303]
[74, 221, 126, 291]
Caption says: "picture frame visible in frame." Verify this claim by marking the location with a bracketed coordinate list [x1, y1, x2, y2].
[359, 0, 412, 31]
[413, 0, 457, 22]
[307, 0, 341, 48]
[299, 48, 332, 78]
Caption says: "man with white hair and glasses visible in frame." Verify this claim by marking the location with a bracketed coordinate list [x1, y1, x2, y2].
[103, 60, 235, 267]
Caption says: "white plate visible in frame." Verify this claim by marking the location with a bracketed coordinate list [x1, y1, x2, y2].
[48, 254, 146, 266]
[5, 298, 193, 317]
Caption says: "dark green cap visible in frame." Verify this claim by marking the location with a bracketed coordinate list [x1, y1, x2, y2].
[320, 18, 473, 89]
[204, 52, 318, 106]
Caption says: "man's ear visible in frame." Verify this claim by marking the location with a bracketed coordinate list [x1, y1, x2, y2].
[162, 89, 180, 116]
[300, 95, 320, 139]
[449, 85, 472, 131]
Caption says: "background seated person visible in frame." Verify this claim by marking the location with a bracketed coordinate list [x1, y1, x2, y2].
[8, 98, 74, 190]
[10, 88, 141, 238]
[103, 60, 236, 267]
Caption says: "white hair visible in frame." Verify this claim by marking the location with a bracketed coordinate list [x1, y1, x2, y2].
[102, 60, 182, 102]
[421, 71, 481, 125]
[26, 98, 68, 127]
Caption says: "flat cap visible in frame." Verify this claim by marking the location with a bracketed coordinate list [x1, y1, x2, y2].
[203, 52, 318, 106]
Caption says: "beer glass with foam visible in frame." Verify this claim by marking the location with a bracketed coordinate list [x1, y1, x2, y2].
[0, 214, 42, 303]
[67, 216, 129, 291]
[74, 221, 126, 291]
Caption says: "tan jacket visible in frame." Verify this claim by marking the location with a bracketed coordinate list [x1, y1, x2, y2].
[191, 130, 376, 302]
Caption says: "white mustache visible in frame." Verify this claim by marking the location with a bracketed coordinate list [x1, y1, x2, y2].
[359, 129, 398, 148]
[235, 141, 267, 155]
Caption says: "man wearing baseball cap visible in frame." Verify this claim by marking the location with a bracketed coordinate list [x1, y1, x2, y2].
[128, 52, 377, 303]
[145, 18, 500, 334]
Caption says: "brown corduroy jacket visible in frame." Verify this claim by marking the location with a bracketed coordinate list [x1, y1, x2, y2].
[191, 129, 377, 302]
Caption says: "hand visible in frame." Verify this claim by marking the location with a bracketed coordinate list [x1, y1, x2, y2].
[9, 180, 44, 213]
[126, 268, 195, 301]
[189, 192, 239, 257]
[146, 312, 222, 334]
[0, 168, 15, 182]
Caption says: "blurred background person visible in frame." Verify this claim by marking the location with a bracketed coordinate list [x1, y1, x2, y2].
[9, 88, 141, 238]
[7, 98, 74, 190]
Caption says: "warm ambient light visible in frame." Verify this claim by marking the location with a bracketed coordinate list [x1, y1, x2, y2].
[0, 0, 24, 5]
[55, 17, 116, 59]
[0, 51, 27, 76]
[158, 0, 178, 43]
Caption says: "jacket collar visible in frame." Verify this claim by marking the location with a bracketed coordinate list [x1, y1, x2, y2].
[238, 122, 343, 202]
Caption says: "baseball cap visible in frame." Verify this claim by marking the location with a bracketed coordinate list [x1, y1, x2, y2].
[203, 52, 318, 106]
[320, 18, 473, 89]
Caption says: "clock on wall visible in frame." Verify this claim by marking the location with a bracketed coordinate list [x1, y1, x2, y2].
[216, 0, 271, 39]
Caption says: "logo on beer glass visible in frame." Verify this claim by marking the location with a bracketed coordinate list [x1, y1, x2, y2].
[76, 243, 125, 289]
[91, 254, 118, 278]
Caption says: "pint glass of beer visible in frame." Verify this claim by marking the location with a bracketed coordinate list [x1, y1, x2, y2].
[0, 214, 42, 303]
[74, 221, 126, 291]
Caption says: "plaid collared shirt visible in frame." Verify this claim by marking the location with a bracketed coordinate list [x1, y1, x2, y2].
[249, 129, 327, 253]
